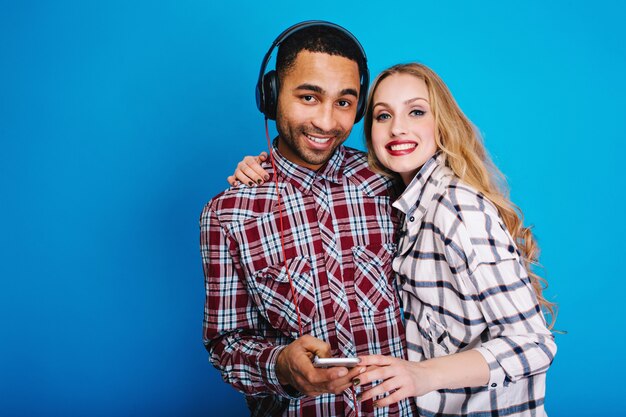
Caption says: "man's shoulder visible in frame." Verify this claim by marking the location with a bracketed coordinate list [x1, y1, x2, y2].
[201, 184, 279, 226]
[341, 146, 369, 171]
[342, 147, 395, 197]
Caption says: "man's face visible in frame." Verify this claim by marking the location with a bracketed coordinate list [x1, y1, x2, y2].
[275, 50, 360, 170]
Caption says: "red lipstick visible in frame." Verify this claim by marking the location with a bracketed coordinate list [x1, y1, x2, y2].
[385, 140, 417, 156]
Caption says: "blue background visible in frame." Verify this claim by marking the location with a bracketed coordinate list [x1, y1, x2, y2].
[1, 1, 624, 416]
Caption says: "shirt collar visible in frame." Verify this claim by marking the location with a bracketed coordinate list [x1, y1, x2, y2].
[268, 138, 345, 193]
[393, 152, 449, 223]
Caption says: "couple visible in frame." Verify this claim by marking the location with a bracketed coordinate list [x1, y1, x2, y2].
[202, 21, 556, 417]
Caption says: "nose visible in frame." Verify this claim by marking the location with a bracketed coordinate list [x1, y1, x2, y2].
[390, 115, 407, 137]
[311, 103, 338, 133]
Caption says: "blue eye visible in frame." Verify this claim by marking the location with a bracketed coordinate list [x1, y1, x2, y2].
[375, 113, 391, 121]
[410, 109, 425, 116]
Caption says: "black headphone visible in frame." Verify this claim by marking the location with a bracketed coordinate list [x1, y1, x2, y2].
[255, 20, 369, 122]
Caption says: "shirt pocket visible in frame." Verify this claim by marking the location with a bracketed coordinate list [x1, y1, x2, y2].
[351, 243, 397, 311]
[419, 310, 451, 359]
[250, 255, 317, 338]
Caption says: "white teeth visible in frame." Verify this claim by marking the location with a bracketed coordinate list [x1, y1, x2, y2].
[306, 134, 331, 144]
[390, 143, 417, 151]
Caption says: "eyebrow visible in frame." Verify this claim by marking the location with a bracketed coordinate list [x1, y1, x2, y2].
[373, 97, 429, 109]
[404, 97, 429, 104]
[295, 83, 324, 94]
[341, 88, 359, 98]
[295, 84, 359, 98]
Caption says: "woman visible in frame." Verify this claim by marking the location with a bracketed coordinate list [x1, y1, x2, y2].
[231, 63, 557, 416]
[355, 63, 556, 415]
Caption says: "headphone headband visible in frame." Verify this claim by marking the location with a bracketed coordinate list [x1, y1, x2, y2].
[255, 20, 369, 122]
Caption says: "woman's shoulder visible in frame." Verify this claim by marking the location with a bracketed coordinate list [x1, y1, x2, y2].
[434, 176, 516, 256]
[436, 176, 501, 225]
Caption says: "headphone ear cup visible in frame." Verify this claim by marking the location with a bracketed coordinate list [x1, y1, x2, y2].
[263, 70, 279, 120]
[355, 93, 365, 123]
[255, 78, 265, 115]
[355, 68, 369, 123]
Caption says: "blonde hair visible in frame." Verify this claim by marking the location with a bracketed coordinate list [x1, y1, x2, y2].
[364, 63, 556, 328]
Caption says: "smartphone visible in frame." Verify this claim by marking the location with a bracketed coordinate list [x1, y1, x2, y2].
[312, 356, 360, 368]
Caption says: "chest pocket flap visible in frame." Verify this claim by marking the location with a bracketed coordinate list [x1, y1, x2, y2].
[251, 256, 316, 337]
[352, 243, 397, 311]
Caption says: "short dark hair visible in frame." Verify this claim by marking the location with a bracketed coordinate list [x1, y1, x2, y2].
[275, 25, 365, 80]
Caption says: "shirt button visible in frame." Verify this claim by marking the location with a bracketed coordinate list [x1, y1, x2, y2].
[491, 383, 497, 388]
[409, 216, 415, 222]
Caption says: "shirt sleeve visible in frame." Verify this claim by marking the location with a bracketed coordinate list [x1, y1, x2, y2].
[200, 204, 301, 398]
[470, 257, 556, 387]
[444, 193, 557, 387]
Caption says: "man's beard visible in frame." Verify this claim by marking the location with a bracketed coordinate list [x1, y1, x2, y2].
[276, 118, 349, 168]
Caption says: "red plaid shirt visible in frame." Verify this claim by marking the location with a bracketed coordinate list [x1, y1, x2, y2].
[201, 144, 415, 417]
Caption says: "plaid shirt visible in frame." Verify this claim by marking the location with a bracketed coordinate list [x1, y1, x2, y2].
[201, 144, 415, 417]
[393, 153, 557, 417]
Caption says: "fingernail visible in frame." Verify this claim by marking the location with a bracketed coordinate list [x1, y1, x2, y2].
[248, 181, 253, 186]
[359, 367, 366, 374]
[337, 369, 348, 377]
[264, 174, 270, 181]
[257, 179, 262, 184]
[352, 378, 360, 386]
[232, 181, 238, 187]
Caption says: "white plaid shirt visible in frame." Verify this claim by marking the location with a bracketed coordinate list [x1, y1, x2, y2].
[393, 153, 556, 416]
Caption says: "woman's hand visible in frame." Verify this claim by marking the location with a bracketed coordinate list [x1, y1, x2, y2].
[356, 355, 437, 408]
[356, 350, 489, 407]
[227, 152, 270, 187]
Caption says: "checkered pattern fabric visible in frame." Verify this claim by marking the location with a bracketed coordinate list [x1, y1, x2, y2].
[201, 144, 416, 417]
[393, 153, 557, 416]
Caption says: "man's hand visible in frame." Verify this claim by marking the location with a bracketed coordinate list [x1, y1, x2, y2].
[276, 335, 365, 396]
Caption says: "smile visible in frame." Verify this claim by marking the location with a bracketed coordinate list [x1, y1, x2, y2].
[386, 140, 417, 156]
[305, 134, 331, 144]
[389, 143, 416, 151]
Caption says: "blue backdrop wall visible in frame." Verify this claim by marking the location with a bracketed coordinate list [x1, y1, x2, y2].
[1, 1, 624, 416]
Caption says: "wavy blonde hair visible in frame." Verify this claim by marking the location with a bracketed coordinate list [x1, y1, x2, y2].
[364, 63, 556, 328]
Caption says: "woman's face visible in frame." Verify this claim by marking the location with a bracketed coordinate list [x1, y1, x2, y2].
[370, 73, 438, 184]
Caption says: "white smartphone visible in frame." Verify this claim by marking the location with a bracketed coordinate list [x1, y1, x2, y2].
[312, 356, 360, 368]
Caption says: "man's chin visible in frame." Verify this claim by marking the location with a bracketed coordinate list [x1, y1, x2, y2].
[301, 149, 335, 167]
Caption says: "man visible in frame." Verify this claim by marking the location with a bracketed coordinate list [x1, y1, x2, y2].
[201, 22, 413, 416]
